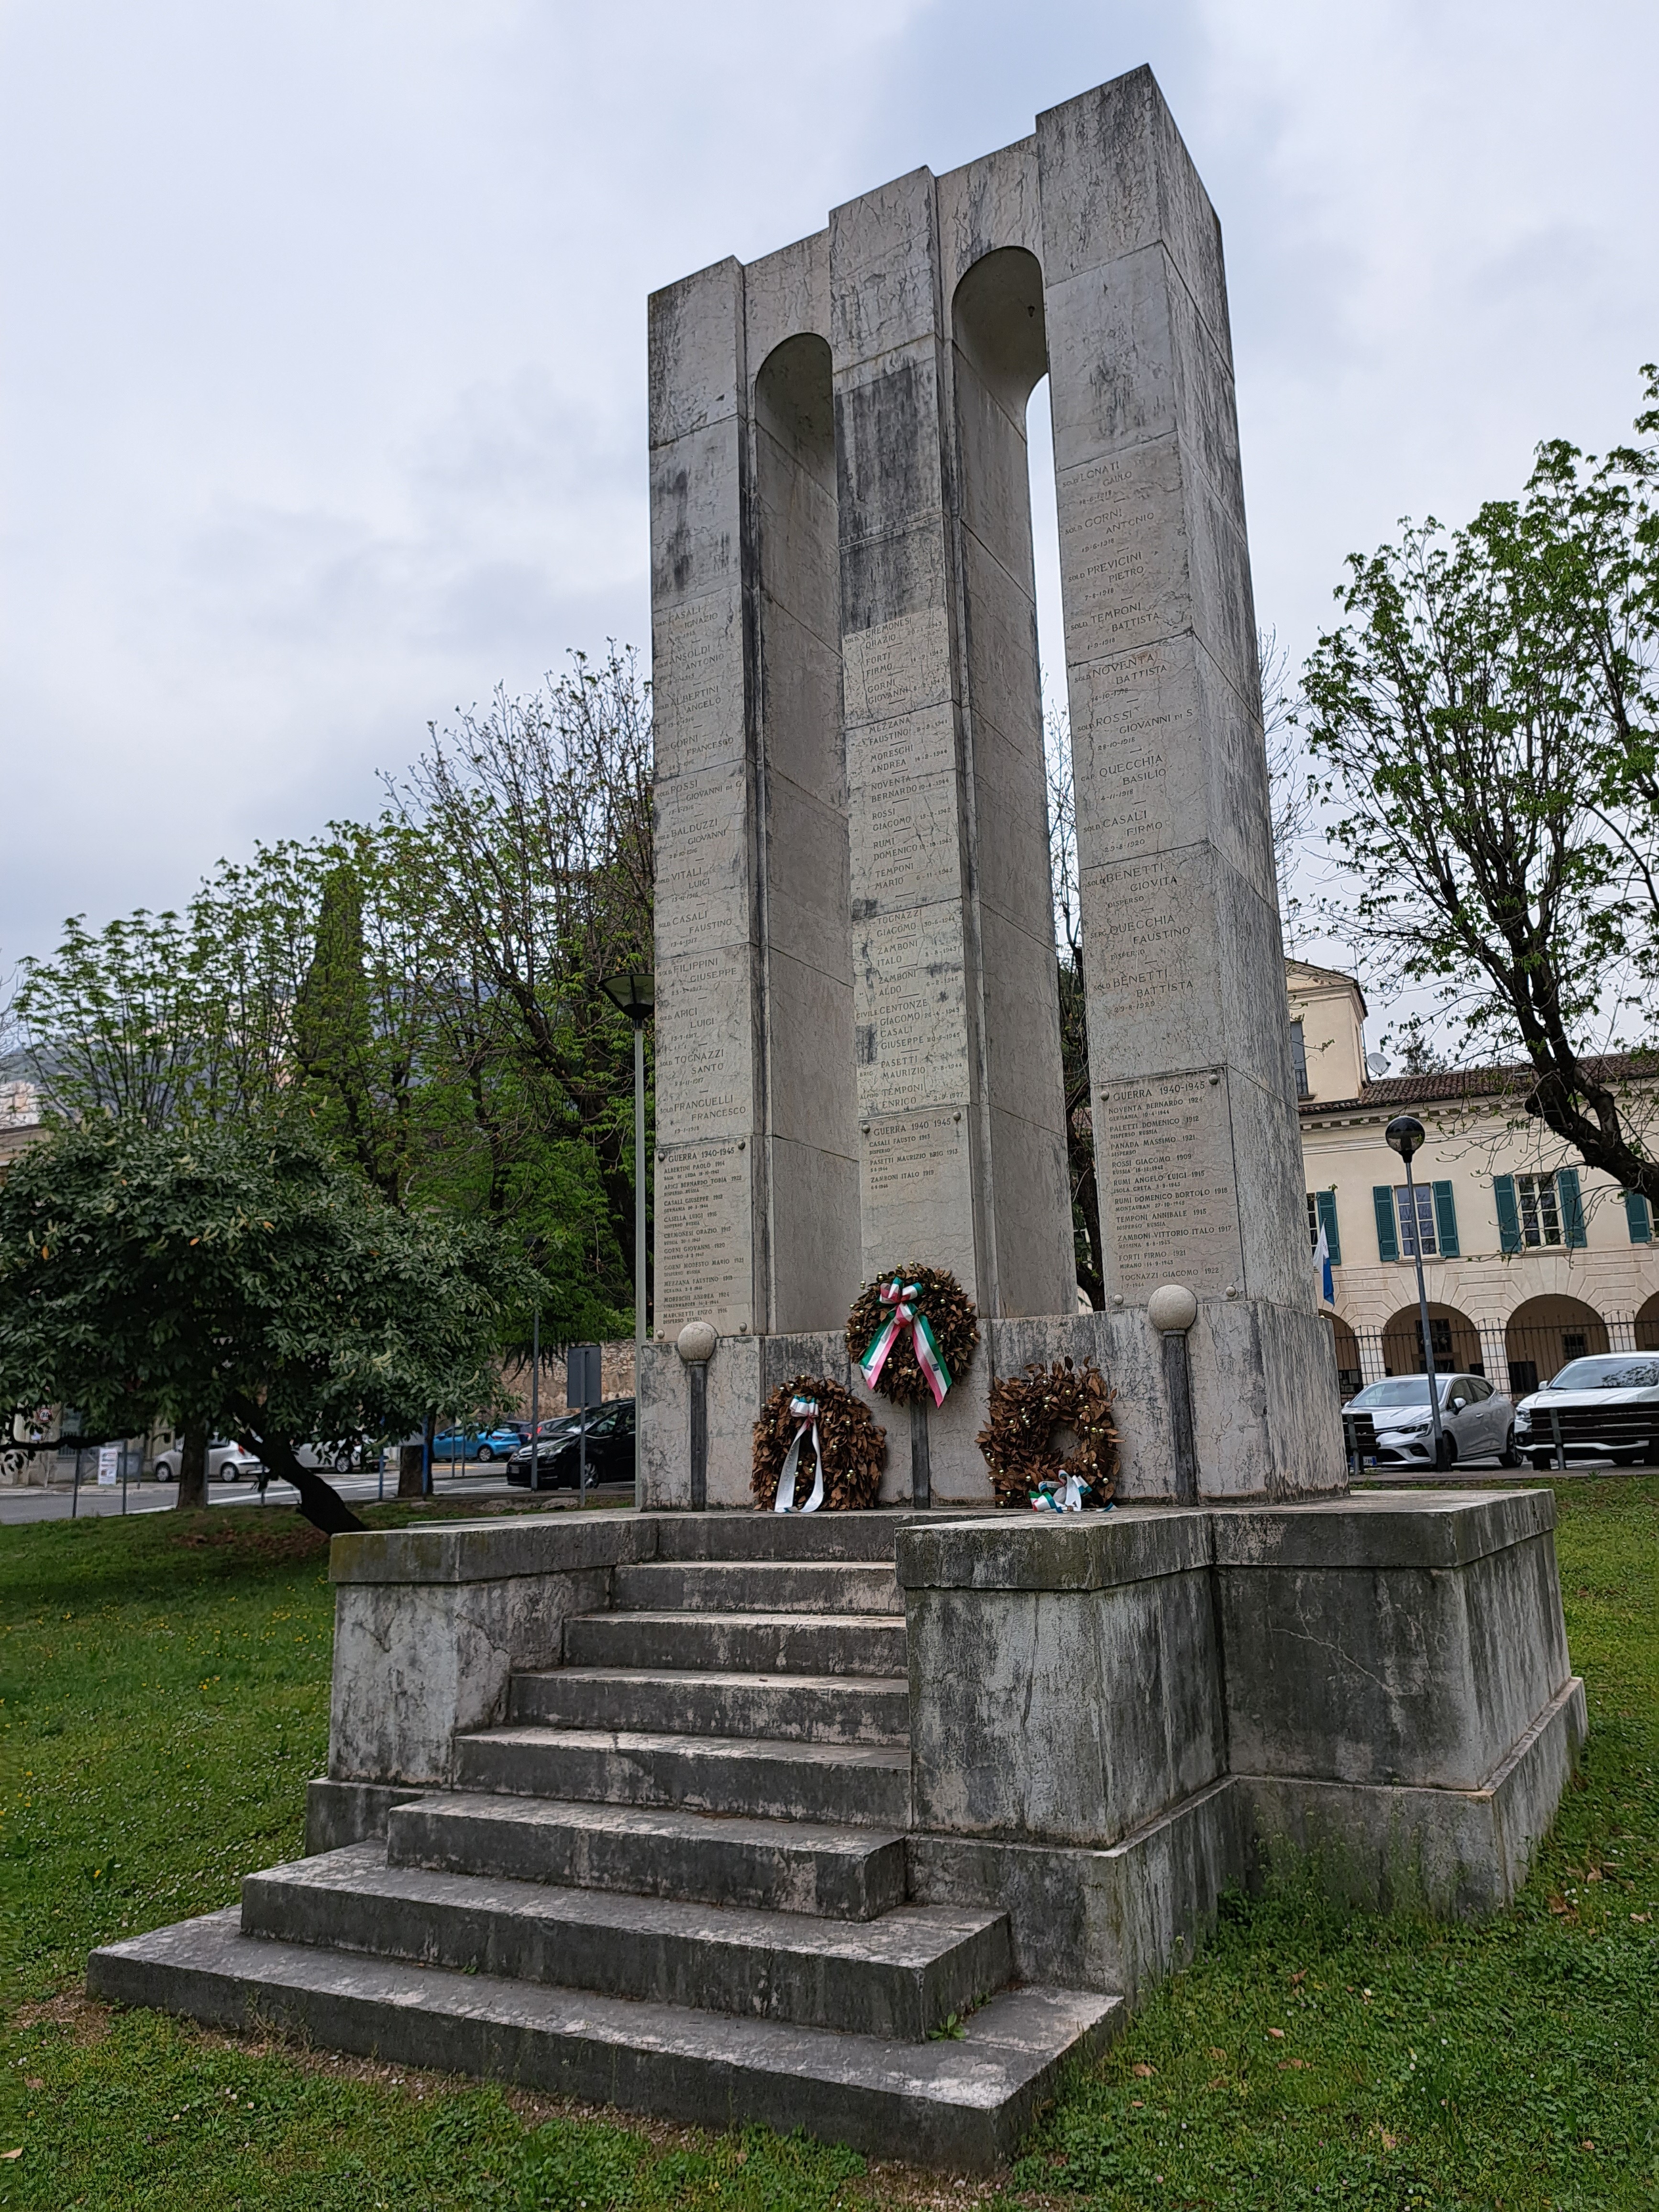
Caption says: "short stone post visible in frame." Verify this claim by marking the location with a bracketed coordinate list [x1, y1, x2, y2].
[1148, 1284, 1199, 1504]
[677, 1321, 717, 1511]
[909, 1400, 932, 1511]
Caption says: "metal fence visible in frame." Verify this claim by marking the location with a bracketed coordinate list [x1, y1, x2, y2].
[1332, 1315, 1652, 1402]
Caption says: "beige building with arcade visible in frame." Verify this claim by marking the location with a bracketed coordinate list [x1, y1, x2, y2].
[1290, 960, 1659, 1395]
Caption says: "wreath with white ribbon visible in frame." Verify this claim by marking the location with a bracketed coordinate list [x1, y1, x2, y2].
[976, 1357, 1119, 1510]
[845, 1265, 979, 1407]
[751, 1375, 887, 1513]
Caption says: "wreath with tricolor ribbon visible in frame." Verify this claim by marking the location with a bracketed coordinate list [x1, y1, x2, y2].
[844, 1266, 979, 1407]
[977, 1357, 1119, 1509]
[751, 1375, 887, 1513]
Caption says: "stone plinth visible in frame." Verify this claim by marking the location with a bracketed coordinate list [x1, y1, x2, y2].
[900, 1491, 1584, 1990]
[640, 1301, 1343, 1511]
[323, 1517, 655, 1794]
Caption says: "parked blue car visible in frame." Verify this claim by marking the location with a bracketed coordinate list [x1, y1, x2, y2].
[431, 1425, 524, 1464]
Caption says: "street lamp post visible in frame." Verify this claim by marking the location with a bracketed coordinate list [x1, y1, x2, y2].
[1385, 1113, 1446, 1470]
[600, 972, 654, 1353]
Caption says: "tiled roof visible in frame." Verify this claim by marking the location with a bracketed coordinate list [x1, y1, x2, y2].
[1299, 1051, 1659, 1118]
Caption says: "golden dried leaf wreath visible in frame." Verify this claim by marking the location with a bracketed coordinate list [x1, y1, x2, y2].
[844, 1265, 979, 1406]
[977, 1357, 1119, 1509]
[751, 1375, 888, 1512]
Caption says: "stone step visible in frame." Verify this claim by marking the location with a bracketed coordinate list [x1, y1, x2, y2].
[509, 1667, 910, 1746]
[646, 1512, 906, 1562]
[454, 1724, 911, 1828]
[89, 1909, 1120, 2172]
[614, 1560, 903, 1617]
[564, 1607, 909, 1679]
[387, 1791, 908, 1920]
[241, 1843, 1008, 2039]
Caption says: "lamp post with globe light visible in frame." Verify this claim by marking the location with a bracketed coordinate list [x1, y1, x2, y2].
[600, 972, 654, 1352]
[1385, 1113, 1446, 1469]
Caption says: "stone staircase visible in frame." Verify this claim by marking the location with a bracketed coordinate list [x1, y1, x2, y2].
[89, 1514, 1119, 2169]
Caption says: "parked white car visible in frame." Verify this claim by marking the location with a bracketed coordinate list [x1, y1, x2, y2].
[150, 1438, 264, 1483]
[1343, 1373, 1519, 1470]
[1514, 1355, 1659, 1468]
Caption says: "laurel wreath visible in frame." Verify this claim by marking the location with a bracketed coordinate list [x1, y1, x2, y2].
[844, 1264, 979, 1406]
[976, 1357, 1119, 1509]
[750, 1374, 888, 1512]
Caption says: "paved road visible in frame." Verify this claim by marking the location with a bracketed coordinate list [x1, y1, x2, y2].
[0, 1461, 631, 1526]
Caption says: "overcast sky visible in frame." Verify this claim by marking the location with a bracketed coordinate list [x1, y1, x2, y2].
[4, 1, 1656, 1013]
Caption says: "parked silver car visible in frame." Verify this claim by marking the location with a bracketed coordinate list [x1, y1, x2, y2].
[1514, 1355, 1659, 1468]
[1343, 1372, 1519, 1469]
[150, 1438, 264, 1482]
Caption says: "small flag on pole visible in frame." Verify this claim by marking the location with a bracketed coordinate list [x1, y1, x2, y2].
[1313, 1219, 1334, 1305]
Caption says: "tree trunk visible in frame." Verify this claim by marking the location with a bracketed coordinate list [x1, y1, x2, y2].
[227, 1407, 366, 1535]
[177, 1421, 209, 1512]
[397, 1443, 425, 1498]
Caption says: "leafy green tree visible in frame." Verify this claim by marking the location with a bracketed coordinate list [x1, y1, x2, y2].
[1301, 367, 1659, 1200]
[392, 648, 653, 1323]
[0, 1120, 527, 1532]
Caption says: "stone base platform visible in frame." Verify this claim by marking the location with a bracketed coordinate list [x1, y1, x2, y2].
[89, 1489, 1582, 2168]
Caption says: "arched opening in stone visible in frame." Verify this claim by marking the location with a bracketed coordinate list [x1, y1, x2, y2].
[1504, 1293, 1610, 1396]
[751, 331, 859, 1329]
[949, 246, 1075, 1317]
[1636, 1291, 1659, 1350]
[1380, 1302, 1484, 1379]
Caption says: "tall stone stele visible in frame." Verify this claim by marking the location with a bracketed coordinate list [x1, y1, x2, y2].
[642, 65, 1344, 1503]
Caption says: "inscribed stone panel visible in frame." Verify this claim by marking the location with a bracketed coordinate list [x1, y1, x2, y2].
[1056, 434, 1188, 667]
[656, 1140, 753, 1334]
[1098, 1070, 1243, 1299]
[848, 706, 959, 917]
[1069, 640, 1188, 862]
[655, 944, 753, 1145]
[654, 765, 750, 955]
[843, 606, 952, 725]
[654, 593, 742, 778]
[1080, 849, 1217, 1062]
[853, 904, 969, 1116]
[840, 522, 950, 639]
[861, 1107, 976, 1283]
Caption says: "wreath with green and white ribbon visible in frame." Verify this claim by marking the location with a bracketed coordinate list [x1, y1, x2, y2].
[845, 1265, 979, 1407]
[977, 1357, 1118, 1510]
[751, 1375, 887, 1513]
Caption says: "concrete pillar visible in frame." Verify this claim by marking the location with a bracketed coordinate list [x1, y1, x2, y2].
[1039, 69, 1305, 1314]
[649, 252, 860, 1339]
[833, 168, 1074, 1317]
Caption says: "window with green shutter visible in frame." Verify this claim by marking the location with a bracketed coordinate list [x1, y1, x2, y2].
[1493, 1174, 1522, 1254]
[1315, 1188, 1342, 1265]
[1372, 1184, 1399, 1262]
[1558, 1167, 1587, 1249]
[1431, 1180, 1460, 1258]
[1624, 1191, 1652, 1244]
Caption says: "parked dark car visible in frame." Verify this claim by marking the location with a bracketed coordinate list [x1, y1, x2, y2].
[505, 1400, 635, 1490]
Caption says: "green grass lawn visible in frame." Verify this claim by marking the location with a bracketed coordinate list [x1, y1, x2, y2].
[1, 1482, 1654, 2210]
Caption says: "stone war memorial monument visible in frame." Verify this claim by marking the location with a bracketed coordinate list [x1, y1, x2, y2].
[90, 70, 1584, 2171]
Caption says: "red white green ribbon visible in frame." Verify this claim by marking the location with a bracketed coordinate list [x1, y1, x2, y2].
[860, 1279, 952, 1408]
[773, 1395, 824, 1513]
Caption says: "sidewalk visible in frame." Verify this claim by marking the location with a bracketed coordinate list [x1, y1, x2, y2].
[0, 1459, 526, 1526]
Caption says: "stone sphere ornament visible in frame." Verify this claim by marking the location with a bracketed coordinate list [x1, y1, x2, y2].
[977, 1357, 1119, 1510]
[1147, 1283, 1198, 1334]
[676, 1320, 717, 1363]
[751, 1375, 887, 1512]
[845, 1265, 979, 1406]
